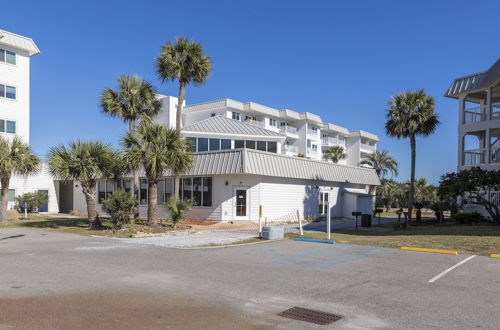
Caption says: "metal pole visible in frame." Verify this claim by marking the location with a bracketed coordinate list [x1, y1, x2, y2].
[297, 209, 303, 236]
[355, 215, 358, 230]
[258, 205, 263, 238]
[326, 198, 331, 240]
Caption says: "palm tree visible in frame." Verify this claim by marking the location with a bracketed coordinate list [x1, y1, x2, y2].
[123, 122, 193, 225]
[0, 137, 40, 221]
[385, 90, 439, 222]
[359, 150, 399, 179]
[323, 146, 346, 163]
[48, 141, 121, 229]
[100, 75, 162, 217]
[155, 37, 212, 131]
[155, 37, 211, 197]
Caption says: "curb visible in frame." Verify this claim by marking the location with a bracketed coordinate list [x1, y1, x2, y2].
[400, 246, 458, 255]
[295, 238, 336, 244]
[491, 254, 500, 259]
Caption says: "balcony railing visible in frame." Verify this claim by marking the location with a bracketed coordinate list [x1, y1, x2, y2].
[491, 103, 500, 120]
[463, 149, 485, 166]
[360, 143, 376, 151]
[307, 129, 319, 137]
[279, 125, 298, 135]
[284, 145, 298, 154]
[463, 106, 486, 124]
[322, 137, 346, 146]
[491, 147, 500, 163]
[307, 147, 318, 154]
[241, 118, 265, 128]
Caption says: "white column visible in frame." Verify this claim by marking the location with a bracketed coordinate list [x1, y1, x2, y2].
[486, 128, 491, 164]
[458, 96, 465, 169]
[485, 88, 492, 121]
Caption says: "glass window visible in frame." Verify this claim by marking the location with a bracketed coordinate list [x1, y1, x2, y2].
[192, 177, 202, 206]
[121, 179, 132, 193]
[202, 177, 212, 207]
[245, 140, 256, 149]
[182, 178, 192, 201]
[197, 138, 208, 152]
[6, 121, 15, 134]
[232, 112, 240, 120]
[164, 178, 173, 202]
[0, 49, 4, 62]
[186, 137, 197, 152]
[8, 189, 15, 202]
[157, 179, 166, 204]
[0, 84, 4, 97]
[209, 138, 220, 151]
[267, 141, 277, 153]
[106, 181, 114, 198]
[98, 181, 106, 203]
[235, 140, 244, 149]
[269, 118, 277, 126]
[312, 144, 318, 150]
[0, 120, 4, 132]
[6, 86, 16, 99]
[140, 179, 148, 205]
[221, 139, 231, 150]
[6, 51, 16, 65]
[257, 141, 266, 151]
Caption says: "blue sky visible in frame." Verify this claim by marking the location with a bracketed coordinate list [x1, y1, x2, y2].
[3, 0, 500, 184]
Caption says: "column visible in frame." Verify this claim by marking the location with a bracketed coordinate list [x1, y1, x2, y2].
[485, 88, 492, 121]
[486, 128, 491, 164]
[458, 96, 465, 168]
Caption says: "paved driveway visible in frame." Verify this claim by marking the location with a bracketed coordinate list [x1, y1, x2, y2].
[1, 227, 499, 329]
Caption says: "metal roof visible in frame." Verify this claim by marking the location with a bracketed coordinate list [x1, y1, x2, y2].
[182, 115, 283, 137]
[0, 30, 40, 56]
[184, 149, 380, 185]
[445, 58, 500, 98]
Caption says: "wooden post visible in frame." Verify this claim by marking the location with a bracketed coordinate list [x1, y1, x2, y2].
[258, 205, 263, 237]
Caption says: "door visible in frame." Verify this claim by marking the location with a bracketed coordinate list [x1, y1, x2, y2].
[233, 187, 249, 220]
[38, 190, 49, 212]
[319, 191, 329, 216]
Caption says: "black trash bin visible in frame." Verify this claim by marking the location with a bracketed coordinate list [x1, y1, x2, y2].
[361, 214, 372, 227]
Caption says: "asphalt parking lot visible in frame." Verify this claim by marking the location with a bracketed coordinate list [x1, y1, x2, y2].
[1, 227, 499, 329]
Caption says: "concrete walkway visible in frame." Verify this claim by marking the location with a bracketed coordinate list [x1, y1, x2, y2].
[303, 216, 397, 232]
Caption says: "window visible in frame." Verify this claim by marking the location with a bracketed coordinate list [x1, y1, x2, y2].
[156, 179, 173, 204]
[140, 179, 148, 205]
[209, 138, 220, 151]
[179, 176, 212, 207]
[211, 113, 216, 117]
[192, 177, 202, 206]
[186, 137, 197, 152]
[197, 138, 208, 152]
[232, 112, 240, 120]
[0, 49, 16, 65]
[221, 139, 231, 150]
[6, 121, 15, 134]
[0, 84, 16, 99]
[235, 140, 244, 148]
[257, 141, 266, 151]
[267, 141, 277, 153]
[312, 144, 318, 150]
[311, 126, 318, 132]
[8, 189, 15, 202]
[121, 179, 132, 193]
[182, 177, 192, 200]
[269, 118, 277, 127]
[98, 181, 115, 203]
[245, 140, 256, 149]
[202, 177, 212, 207]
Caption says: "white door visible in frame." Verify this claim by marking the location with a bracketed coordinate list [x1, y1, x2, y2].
[233, 187, 250, 220]
[319, 191, 329, 216]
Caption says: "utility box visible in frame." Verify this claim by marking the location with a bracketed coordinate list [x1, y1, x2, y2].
[262, 226, 284, 240]
[361, 214, 372, 227]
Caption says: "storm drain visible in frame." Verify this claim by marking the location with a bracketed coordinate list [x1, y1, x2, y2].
[278, 307, 342, 325]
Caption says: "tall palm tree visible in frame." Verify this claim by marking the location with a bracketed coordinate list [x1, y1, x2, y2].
[155, 37, 211, 197]
[359, 150, 399, 179]
[48, 141, 121, 229]
[0, 137, 40, 221]
[385, 90, 439, 222]
[100, 75, 162, 216]
[123, 122, 193, 225]
[323, 146, 346, 163]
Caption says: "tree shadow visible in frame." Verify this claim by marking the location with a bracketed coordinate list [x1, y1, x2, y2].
[19, 217, 91, 230]
[0, 234, 25, 240]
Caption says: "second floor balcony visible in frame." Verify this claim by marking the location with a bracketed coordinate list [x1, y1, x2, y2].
[360, 142, 376, 152]
[241, 117, 265, 128]
[307, 128, 319, 138]
[463, 148, 486, 166]
[279, 125, 298, 136]
[283, 144, 298, 155]
[322, 136, 346, 147]
[463, 103, 500, 124]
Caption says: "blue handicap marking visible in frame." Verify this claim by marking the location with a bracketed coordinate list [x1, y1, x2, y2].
[271, 244, 387, 269]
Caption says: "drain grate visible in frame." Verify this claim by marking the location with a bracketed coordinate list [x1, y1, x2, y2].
[278, 307, 342, 325]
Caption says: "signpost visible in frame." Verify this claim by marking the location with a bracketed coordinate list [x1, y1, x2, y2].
[326, 199, 331, 240]
[352, 212, 361, 230]
[375, 209, 383, 226]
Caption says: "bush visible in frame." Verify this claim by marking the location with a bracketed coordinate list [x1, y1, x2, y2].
[7, 209, 20, 220]
[15, 192, 48, 213]
[452, 212, 487, 225]
[101, 189, 138, 228]
[166, 196, 191, 230]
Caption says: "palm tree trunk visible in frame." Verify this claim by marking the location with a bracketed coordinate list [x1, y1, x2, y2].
[408, 133, 416, 224]
[0, 177, 10, 222]
[174, 83, 186, 198]
[148, 180, 158, 226]
[82, 183, 100, 229]
[129, 120, 140, 220]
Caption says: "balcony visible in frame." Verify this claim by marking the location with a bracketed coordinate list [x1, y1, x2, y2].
[241, 118, 265, 128]
[491, 103, 500, 120]
[307, 129, 319, 138]
[463, 106, 486, 124]
[463, 148, 485, 166]
[360, 143, 376, 152]
[279, 125, 298, 135]
[307, 147, 318, 154]
[491, 147, 500, 163]
[322, 136, 346, 147]
[284, 145, 298, 155]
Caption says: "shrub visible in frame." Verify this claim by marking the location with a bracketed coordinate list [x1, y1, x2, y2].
[7, 209, 20, 220]
[452, 212, 487, 225]
[166, 196, 191, 230]
[101, 189, 138, 228]
[15, 192, 48, 213]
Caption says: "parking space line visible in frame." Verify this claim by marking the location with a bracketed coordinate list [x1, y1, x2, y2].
[428, 255, 476, 283]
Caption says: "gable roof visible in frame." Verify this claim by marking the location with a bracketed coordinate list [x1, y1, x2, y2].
[182, 115, 283, 137]
[0, 30, 40, 56]
[445, 58, 500, 98]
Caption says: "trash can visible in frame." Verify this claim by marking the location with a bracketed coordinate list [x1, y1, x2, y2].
[361, 214, 372, 227]
[262, 226, 284, 240]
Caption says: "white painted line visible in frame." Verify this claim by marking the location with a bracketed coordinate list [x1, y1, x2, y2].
[428, 255, 476, 283]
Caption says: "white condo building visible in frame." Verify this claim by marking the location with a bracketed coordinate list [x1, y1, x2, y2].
[0, 30, 58, 213]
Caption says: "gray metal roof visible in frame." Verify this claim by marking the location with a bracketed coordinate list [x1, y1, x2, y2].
[182, 149, 380, 185]
[445, 58, 500, 98]
[182, 116, 283, 137]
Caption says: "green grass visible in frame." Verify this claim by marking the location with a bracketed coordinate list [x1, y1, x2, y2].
[287, 224, 500, 256]
[2, 214, 191, 238]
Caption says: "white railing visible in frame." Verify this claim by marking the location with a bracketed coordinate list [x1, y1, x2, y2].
[463, 106, 486, 124]
[463, 148, 485, 165]
[307, 129, 318, 137]
[360, 143, 376, 151]
[280, 125, 298, 135]
[241, 118, 265, 128]
[307, 147, 318, 154]
[284, 145, 298, 154]
[491, 103, 500, 120]
[322, 137, 346, 146]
